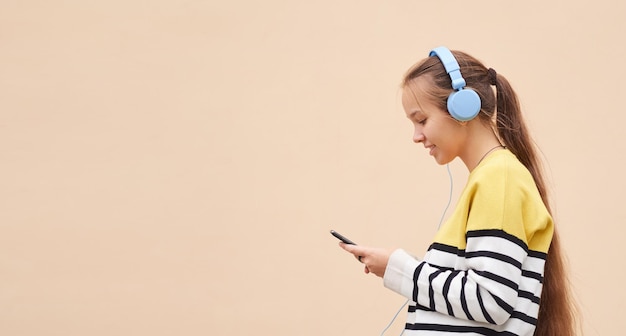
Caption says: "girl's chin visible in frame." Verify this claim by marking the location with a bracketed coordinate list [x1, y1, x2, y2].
[433, 153, 453, 166]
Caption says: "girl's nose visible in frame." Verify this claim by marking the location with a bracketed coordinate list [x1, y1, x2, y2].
[413, 129, 424, 143]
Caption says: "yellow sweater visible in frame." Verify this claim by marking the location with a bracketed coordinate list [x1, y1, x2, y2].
[383, 149, 553, 336]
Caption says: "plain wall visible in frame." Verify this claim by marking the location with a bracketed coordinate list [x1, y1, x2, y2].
[1, 1, 624, 335]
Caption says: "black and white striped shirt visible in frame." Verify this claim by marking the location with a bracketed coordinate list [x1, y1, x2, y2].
[384, 150, 553, 335]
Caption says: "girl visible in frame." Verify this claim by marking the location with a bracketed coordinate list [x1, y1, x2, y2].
[339, 47, 576, 335]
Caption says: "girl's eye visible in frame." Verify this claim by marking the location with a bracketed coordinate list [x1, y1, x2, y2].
[417, 118, 426, 125]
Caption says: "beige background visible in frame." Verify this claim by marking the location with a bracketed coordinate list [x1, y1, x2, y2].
[1, 1, 623, 335]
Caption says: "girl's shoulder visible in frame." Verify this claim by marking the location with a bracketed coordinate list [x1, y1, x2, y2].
[472, 149, 531, 180]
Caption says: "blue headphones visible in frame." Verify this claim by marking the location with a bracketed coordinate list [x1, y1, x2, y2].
[429, 46, 481, 121]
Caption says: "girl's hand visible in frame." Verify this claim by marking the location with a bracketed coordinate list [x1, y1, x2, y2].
[339, 242, 392, 278]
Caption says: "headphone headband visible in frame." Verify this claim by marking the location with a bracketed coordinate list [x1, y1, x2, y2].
[428, 46, 481, 121]
[429, 46, 466, 91]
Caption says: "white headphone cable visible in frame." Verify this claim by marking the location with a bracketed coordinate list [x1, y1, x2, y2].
[379, 164, 454, 336]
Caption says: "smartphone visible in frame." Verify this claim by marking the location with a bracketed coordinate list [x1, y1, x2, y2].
[330, 230, 356, 245]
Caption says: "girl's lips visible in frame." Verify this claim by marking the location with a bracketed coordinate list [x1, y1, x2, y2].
[427, 145, 436, 155]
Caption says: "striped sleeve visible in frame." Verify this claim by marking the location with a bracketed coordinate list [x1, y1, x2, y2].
[384, 229, 528, 325]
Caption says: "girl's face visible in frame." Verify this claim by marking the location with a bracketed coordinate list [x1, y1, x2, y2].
[402, 77, 468, 165]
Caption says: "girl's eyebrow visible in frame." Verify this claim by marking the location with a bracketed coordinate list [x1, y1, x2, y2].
[407, 110, 423, 119]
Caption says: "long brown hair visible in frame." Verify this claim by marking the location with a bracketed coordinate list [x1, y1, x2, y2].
[401, 50, 577, 335]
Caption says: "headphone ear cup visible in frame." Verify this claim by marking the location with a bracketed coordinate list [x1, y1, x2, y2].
[447, 89, 481, 121]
